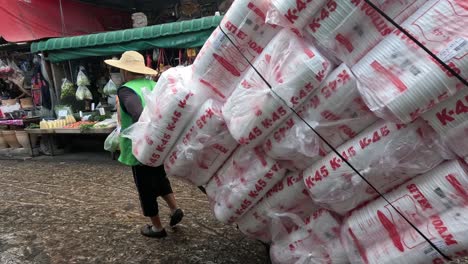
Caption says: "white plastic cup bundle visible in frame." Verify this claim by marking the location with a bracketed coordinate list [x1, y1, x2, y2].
[400, 0, 468, 80]
[341, 160, 468, 264]
[352, 33, 464, 124]
[423, 88, 468, 159]
[122, 66, 208, 167]
[164, 99, 238, 186]
[303, 119, 451, 215]
[237, 171, 318, 242]
[263, 63, 378, 171]
[268, 0, 327, 30]
[222, 29, 332, 147]
[304, 0, 425, 65]
[352, 1, 467, 125]
[193, 0, 279, 101]
[350, 208, 468, 264]
[270, 209, 349, 264]
[205, 146, 287, 224]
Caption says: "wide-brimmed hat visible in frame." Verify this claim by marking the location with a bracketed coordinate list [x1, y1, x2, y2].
[105, 51, 158, 75]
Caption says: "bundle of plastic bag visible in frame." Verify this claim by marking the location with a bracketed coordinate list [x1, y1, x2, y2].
[76, 67, 90, 86]
[222, 29, 332, 147]
[237, 171, 317, 242]
[303, 119, 453, 215]
[164, 99, 238, 186]
[122, 66, 208, 167]
[193, 0, 279, 101]
[205, 146, 287, 224]
[270, 209, 349, 264]
[423, 88, 468, 160]
[263, 63, 378, 171]
[76, 86, 93, 101]
[352, 0, 467, 124]
[266, 0, 326, 32]
[342, 160, 468, 264]
[103, 79, 117, 95]
[304, 0, 425, 65]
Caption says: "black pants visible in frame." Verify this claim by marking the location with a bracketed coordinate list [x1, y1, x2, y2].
[131, 165, 173, 217]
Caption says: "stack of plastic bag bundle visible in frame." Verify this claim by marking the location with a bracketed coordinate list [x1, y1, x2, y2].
[192, 0, 279, 101]
[352, 0, 467, 124]
[205, 146, 287, 224]
[237, 171, 318, 242]
[164, 99, 238, 186]
[303, 0, 425, 65]
[423, 88, 468, 161]
[270, 209, 349, 264]
[222, 29, 332, 147]
[122, 66, 208, 167]
[341, 160, 468, 264]
[262, 63, 378, 171]
[302, 119, 452, 215]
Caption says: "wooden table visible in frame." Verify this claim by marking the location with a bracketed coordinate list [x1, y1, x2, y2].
[25, 127, 115, 156]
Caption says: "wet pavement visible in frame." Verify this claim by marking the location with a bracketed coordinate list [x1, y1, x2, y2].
[0, 156, 268, 264]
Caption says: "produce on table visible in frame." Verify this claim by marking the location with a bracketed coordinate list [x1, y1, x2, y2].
[39, 115, 77, 129]
[63, 121, 96, 129]
[93, 119, 117, 129]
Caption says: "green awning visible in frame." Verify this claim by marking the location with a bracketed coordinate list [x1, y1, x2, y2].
[31, 16, 222, 62]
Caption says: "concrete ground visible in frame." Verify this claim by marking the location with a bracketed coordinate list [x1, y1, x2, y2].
[0, 155, 269, 264]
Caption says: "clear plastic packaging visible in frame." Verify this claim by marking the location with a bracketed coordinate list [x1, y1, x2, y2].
[341, 160, 468, 264]
[104, 126, 120, 152]
[222, 29, 332, 147]
[164, 99, 238, 186]
[60, 78, 76, 99]
[103, 79, 117, 95]
[76, 67, 90, 86]
[422, 79, 468, 160]
[352, 0, 467, 124]
[304, 0, 425, 65]
[193, 0, 279, 101]
[76, 85, 93, 101]
[263, 63, 378, 171]
[237, 171, 318, 242]
[270, 209, 349, 264]
[122, 66, 208, 167]
[205, 146, 287, 224]
[303, 119, 453, 215]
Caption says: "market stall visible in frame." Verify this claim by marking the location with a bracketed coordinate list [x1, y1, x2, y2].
[27, 15, 222, 156]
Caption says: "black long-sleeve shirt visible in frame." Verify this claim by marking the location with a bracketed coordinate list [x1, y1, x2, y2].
[117, 87, 143, 123]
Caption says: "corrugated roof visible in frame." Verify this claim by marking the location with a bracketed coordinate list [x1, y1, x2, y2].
[31, 16, 222, 53]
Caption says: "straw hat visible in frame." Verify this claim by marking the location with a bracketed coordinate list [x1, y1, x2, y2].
[105, 51, 158, 75]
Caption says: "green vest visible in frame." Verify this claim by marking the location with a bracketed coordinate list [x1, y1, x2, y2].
[118, 78, 156, 166]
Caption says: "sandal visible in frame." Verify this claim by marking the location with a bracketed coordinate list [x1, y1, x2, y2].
[170, 209, 184, 227]
[140, 225, 167, 238]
